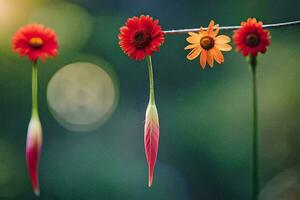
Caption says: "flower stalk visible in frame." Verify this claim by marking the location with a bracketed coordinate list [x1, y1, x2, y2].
[146, 56, 155, 105]
[32, 61, 39, 117]
[249, 55, 258, 200]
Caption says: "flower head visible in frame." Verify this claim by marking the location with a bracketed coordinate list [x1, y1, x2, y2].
[26, 116, 43, 196]
[233, 18, 271, 57]
[185, 20, 232, 69]
[118, 15, 165, 60]
[144, 103, 159, 187]
[12, 24, 59, 62]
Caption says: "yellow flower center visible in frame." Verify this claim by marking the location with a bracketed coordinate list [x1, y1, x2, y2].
[29, 37, 44, 49]
[245, 33, 260, 47]
[200, 36, 215, 50]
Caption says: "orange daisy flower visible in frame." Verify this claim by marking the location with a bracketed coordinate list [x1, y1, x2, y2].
[12, 24, 59, 62]
[185, 20, 232, 69]
[233, 18, 271, 57]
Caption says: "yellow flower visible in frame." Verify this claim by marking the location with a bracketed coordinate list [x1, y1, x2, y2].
[185, 20, 232, 69]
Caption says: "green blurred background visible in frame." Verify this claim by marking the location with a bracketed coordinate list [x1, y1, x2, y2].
[0, 0, 299, 199]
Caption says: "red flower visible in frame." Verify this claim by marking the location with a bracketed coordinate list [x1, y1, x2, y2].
[12, 24, 59, 62]
[118, 15, 165, 60]
[233, 18, 270, 57]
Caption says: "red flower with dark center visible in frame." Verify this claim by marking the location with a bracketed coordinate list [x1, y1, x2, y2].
[233, 18, 270, 57]
[12, 24, 59, 62]
[118, 15, 165, 60]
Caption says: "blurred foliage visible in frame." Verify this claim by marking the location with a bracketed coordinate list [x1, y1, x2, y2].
[0, 0, 299, 199]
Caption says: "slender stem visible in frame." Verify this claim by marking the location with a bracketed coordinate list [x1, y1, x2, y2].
[146, 56, 155, 105]
[163, 19, 300, 35]
[250, 56, 259, 200]
[31, 61, 39, 118]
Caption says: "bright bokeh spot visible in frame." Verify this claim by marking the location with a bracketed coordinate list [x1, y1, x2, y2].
[29, 2, 92, 51]
[0, 0, 37, 49]
[47, 62, 118, 132]
[260, 165, 300, 200]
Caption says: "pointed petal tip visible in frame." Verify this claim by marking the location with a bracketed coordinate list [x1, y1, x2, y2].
[148, 178, 153, 187]
[33, 187, 40, 196]
[148, 168, 153, 187]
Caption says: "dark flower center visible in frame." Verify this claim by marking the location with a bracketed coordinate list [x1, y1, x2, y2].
[132, 30, 151, 49]
[29, 37, 44, 49]
[200, 36, 215, 50]
[245, 33, 260, 47]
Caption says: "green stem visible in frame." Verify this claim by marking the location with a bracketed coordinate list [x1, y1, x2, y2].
[31, 61, 39, 118]
[250, 56, 259, 200]
[146, 56, 155, 105]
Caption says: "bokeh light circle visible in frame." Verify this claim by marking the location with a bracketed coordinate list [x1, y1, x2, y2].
[47, 62, 118, 132]
[260, 165, 300, 200]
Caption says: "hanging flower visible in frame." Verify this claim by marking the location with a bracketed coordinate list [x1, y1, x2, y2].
[26, 116, 43, 196]
[144, 102, 160, 187]
[118, 15, 165, 60]
[185, 20, 232, 69]
[118, 15, 163, 187]
[12, 23, 59, 196]
[12, 23, 59, 62]
[233, 18, 271, 57]
[184, 20, 231, 69]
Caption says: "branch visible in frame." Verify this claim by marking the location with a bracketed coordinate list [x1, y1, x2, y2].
[163, 20, 300, 35]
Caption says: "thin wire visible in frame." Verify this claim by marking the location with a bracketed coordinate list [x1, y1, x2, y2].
[163, 20, 300, 35]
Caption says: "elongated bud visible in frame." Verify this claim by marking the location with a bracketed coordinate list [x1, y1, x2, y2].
[26, 116, 43, 196]
[144, 103, 159, 187]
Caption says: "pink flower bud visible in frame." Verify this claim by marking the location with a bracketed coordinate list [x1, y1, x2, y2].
[26, 116, 43, 196]
[144, 103, 159, 187]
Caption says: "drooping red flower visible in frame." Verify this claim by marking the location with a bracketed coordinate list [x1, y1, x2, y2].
[118, 15, 165, 60]
[26, 116, 43, 196]
[233, 18, 270, 57]
[144, 103, 159, 187]
[12, 24, 59, 62]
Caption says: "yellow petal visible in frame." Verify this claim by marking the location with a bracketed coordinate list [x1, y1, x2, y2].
[212, 48, 224, 64]
[187, 46, 202, 60]
[215, 43, 232, 51]
[207, 20, 215, 35]
[199, 28, 208, 37]
[188, 32, 199, 37]
[212, 25, 220, 37]
[186, 36, 200, 44]
[200, 51, 207, 69]
[184, 44, 199, 50]
[207, 50, 214, 67]
[215, 35, 231, 44]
